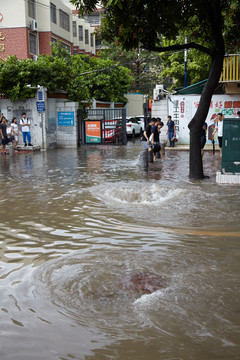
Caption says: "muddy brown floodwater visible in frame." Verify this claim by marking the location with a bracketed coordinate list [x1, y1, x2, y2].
[0, 140, 240, 360]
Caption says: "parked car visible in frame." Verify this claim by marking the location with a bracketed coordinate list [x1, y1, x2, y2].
[126, 117, 143, 137]
[102, 119, 123, 143]
[135, 115, 145, 131]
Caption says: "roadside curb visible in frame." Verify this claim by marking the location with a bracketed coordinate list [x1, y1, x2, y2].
[165, 144, 220, 151]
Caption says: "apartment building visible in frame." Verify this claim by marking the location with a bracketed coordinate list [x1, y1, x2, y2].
[0, 0, 96, 60]
[62, 0, 105, 52]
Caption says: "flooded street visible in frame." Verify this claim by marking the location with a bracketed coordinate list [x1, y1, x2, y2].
[0, 141, 240, 360]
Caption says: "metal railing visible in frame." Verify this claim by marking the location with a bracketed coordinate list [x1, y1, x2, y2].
[220, 54, 240, 82]
[77, 108, 127, 146]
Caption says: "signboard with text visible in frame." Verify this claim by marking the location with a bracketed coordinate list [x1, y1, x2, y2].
[37, 101, 45, 112]
[85, 121, 101, 143]
[168, 94, 240, 144]
[57, 111, 74, 126]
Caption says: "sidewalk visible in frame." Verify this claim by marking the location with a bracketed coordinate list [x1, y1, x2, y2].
[5, 144, 41, 153]
[165, 144, 219, 151]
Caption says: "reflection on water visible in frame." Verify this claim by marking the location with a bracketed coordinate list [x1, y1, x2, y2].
[0, 142, 240, 360]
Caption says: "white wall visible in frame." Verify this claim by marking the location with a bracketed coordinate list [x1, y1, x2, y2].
[0, 96, 45, 147]
[151, 97, 169, 144]
[56, 101, 78, 147]
[167, 94, 240, 144]
[0, 0, 27, 28]
[38, 0, 51, 32]
[125, 93, 146, 117]
[0, 95, 79, 149]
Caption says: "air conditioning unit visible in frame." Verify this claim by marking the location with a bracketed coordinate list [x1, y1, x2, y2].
[33, 55, 38, 61]
[153, 84, 168, 100]
[30, 19, 38, 31]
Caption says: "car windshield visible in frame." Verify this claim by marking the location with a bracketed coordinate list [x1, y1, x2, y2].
[127, 118, 139, 123]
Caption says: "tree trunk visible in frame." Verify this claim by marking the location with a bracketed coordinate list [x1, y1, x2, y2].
[188, 50, 224, 179]
[189, 126, 203, 179]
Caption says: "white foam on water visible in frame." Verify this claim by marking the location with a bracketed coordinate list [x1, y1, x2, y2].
[133, 289, 175, 336]
[133, 288, 165, 306]
[91, 182, 187, 207]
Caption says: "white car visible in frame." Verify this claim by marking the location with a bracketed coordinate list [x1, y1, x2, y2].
[126, 117, 143, 137]
[135, 115, 145, 131]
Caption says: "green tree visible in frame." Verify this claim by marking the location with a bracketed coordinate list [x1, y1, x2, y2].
[0, 44, 133, 104]
[0, 56, 37, 101]
[71, 0, 240, 179]
[72, 56, 133, 103]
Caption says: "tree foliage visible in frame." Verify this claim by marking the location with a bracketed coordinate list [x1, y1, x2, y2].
[159, 33, 212, 89]
[99, 43, 164, 96]
[0, 44, 133, 103]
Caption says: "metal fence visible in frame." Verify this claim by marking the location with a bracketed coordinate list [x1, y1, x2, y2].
[77, 108, 127, 146]
[220, 54, 240, 82]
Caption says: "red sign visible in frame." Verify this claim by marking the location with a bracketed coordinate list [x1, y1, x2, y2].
[86, 121, 101, 143]
[180, 101, 185, 113]
[0, 14, 3, 22]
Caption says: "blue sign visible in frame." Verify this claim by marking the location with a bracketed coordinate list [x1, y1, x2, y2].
[37, 90, 44, 101]
[37, 101, 45, 112]
[58, 111, 75, 126]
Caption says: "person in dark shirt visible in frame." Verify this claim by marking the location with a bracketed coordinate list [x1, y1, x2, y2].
[152, 120, 160, 144]
[166, 115, 176, 147]
[0, 116, 9, 155]
[142, 118, 155, 151]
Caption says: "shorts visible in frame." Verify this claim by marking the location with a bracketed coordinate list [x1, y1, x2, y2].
[1, 136, 8, 146]
[201, 136, 206, 149]
[152, 143, 161, 154]
[142, 140, 152, 150]
[218, 136, 222, 148]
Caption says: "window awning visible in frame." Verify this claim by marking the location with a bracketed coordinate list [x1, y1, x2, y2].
[175, 79, 208, 94]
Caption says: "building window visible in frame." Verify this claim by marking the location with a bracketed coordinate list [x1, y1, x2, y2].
[78, 26, 83, 41]
[95, 35, 101, 49]
[50, 3, 57, 24]
[59, 9, 70, 32]
[28, 0, 36, 19]
[73, 49, 78, 55]
[60, 42, 71, 53]
[29, 33, 37, 54]
[51, 38, 58, 54]
[51, 37, 58, 44]
[87, 14, 101, 26]
[90, 33, 94, 47]
[72, 21, 77, 37]
[85, 14, 101, 26]
[85, 29, 89, 45]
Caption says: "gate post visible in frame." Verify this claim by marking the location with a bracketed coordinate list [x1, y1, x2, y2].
[77, 108, 88, 146]
[122, 108, 127, 145]
[77, 109, 81, 147]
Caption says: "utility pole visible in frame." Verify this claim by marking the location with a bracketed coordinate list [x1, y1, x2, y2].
[184, 37, 187, 87]
[136, 48, 141, 91]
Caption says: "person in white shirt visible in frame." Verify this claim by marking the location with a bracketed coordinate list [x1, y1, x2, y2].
[11, 117, 19, 152]
[213, 112, 223, 157]
[20, 112, 33, 147]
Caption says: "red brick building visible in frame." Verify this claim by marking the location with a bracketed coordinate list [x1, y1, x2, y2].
[0, 0, 96, 60]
